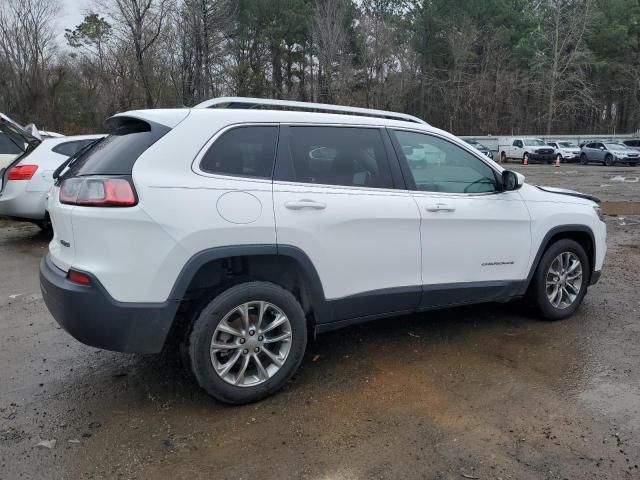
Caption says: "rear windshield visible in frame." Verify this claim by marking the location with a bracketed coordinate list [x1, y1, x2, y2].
[61, 117, 170, 178]
[0, 133, 23, 154]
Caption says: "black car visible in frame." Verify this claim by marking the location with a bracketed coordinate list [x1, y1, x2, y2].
[623, 139, 640, 152]
[464, 138, 494, 159]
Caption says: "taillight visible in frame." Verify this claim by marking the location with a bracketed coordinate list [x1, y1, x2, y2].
[8, 165, 38, 180]
[67, 270, 92, 286]
[60, 176, 138, 207]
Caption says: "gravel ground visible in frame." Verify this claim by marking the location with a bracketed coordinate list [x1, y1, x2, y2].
[1, 168, 639, 479]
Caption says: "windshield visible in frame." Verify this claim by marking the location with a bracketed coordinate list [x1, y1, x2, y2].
[524, 139, 546, 146]
[557, 142, 577, 148]
[606, 143, 627, 150]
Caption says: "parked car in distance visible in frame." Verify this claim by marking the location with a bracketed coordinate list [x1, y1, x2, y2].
[580, 141, 640, 166]
[0, 114, 64, 171]
[463, 138, 494, 159]
[0, 132, 24, 171]
[498, 137, 556, 163]
[0, 133, 103, 229]
[547, 141, 581, 163]
[40, 98, 606, 405]
[622, 139, 640, 152]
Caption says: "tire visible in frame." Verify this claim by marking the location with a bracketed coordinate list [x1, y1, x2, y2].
[500, 151, 506, 163]
[580, 153, 588, 165]
[36, 213, 52, 233]
[530, 239, 590, 321]
[605, 154, 615, 166]
[187, 281, 307, 404]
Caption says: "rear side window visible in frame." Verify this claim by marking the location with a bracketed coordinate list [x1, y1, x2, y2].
[61, 117, 170, 179]
[284, 126, 393, 189]
[0, 133, 22, 154]
[52, 140, 97, 157]
[200, 126, 278, 178]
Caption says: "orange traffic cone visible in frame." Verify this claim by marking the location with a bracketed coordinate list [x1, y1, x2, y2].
[523, 153, 529, 165]
[555, 154, 561, 167]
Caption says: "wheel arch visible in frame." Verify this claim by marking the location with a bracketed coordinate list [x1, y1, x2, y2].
[526, 225, 596, 289]
[168, 244, 330, 332]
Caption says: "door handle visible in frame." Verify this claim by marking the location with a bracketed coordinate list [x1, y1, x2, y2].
[285, 199, 327, 210]
[426, 203, 456, 213]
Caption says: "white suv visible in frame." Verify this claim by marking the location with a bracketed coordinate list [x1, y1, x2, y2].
[40, 98, 607, 404]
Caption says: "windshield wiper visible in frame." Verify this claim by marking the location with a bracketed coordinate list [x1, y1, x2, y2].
[53, 137, 104, 182]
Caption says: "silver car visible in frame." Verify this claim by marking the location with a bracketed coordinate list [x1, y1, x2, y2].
[579, 141, 640, 166]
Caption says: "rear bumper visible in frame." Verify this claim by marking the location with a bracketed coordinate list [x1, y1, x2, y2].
[39, 254, 176, 354]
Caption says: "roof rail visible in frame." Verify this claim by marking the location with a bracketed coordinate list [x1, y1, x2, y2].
[194, 97, 429, 125]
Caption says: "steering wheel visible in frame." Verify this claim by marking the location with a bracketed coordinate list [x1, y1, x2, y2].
[464, 177, 493, 193]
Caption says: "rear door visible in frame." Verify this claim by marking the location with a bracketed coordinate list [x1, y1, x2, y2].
[273, 125, 422, 323]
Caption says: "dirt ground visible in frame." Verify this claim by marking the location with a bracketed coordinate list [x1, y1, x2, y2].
[1, 165, 640, 479]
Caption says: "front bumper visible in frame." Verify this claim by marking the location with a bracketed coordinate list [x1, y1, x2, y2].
[617, 156, 640, 164]
[39, 254, 177, 354]
[528, 153, 555, 163]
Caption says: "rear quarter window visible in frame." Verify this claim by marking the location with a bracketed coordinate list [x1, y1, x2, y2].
[199, 126, 279, 179]
[52, 140, 97, 157]
[0, 133, 23, 154]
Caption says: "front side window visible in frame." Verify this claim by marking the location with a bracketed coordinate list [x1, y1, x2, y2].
[200, 126, 278, 179]
[513, 140, 523, 148]
[284, 126, 393, 189]
[393, 130, 497, 194]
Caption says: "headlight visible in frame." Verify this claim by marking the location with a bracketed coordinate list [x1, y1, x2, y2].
[593, 205, 604, 222]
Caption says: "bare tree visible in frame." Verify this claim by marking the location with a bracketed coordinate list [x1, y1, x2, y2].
[101, 0, 174, 108]
[0, 0, 59, 123]
[537, 0, 593, 135]
[311, 0, 351, 103]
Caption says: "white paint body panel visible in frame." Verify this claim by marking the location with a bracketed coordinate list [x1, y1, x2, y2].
[46, 107, 607, 307]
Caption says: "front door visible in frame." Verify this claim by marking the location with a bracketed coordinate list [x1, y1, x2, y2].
[273, 125, 422, 323]
[389, 129, 532, 308]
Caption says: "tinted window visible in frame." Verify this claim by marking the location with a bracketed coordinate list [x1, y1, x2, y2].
[61, 118, 170, 179]
[393, 130, 497, 194]
[513, 140, 523, 148]
[200, 126, 278, 178]
[0, 133, 23, 154]
[285, 126, 393, 189]
[52, 140, 97, 157]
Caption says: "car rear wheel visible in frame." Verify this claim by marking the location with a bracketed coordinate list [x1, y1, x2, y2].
[500, 151, 506, 163]
[530, 239, 589, 320]
[580, 153, 588, 165]
[187, 281, 307, 404]
[605, 154, 615, 166]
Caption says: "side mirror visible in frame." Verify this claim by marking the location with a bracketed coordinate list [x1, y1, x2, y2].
[502, 170, 523, 191]
[600, 146, 605, 150]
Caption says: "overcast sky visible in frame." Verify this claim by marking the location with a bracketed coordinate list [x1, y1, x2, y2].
[57, 0, 92, 44]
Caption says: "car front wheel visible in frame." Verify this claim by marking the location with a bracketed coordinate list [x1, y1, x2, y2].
[531, 239, 589, 320]
[187, 281, 307, 404]
[605, 154, 615, 166]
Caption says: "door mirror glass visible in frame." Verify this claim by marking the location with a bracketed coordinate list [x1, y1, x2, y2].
[502, 170, 522, 191]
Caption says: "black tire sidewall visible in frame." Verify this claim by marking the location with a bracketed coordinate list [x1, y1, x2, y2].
[580, 154, 587, 165]
[533, 239, 590, 320]
[188, 281, 307, 404]
[605, 154, 614, 166]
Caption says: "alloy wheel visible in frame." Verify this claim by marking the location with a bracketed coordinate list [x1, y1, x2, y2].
[545, 252, 583, 309]
[210, 301, 293, 387]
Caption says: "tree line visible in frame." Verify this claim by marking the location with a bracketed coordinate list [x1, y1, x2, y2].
[1, 0, 639, 136]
